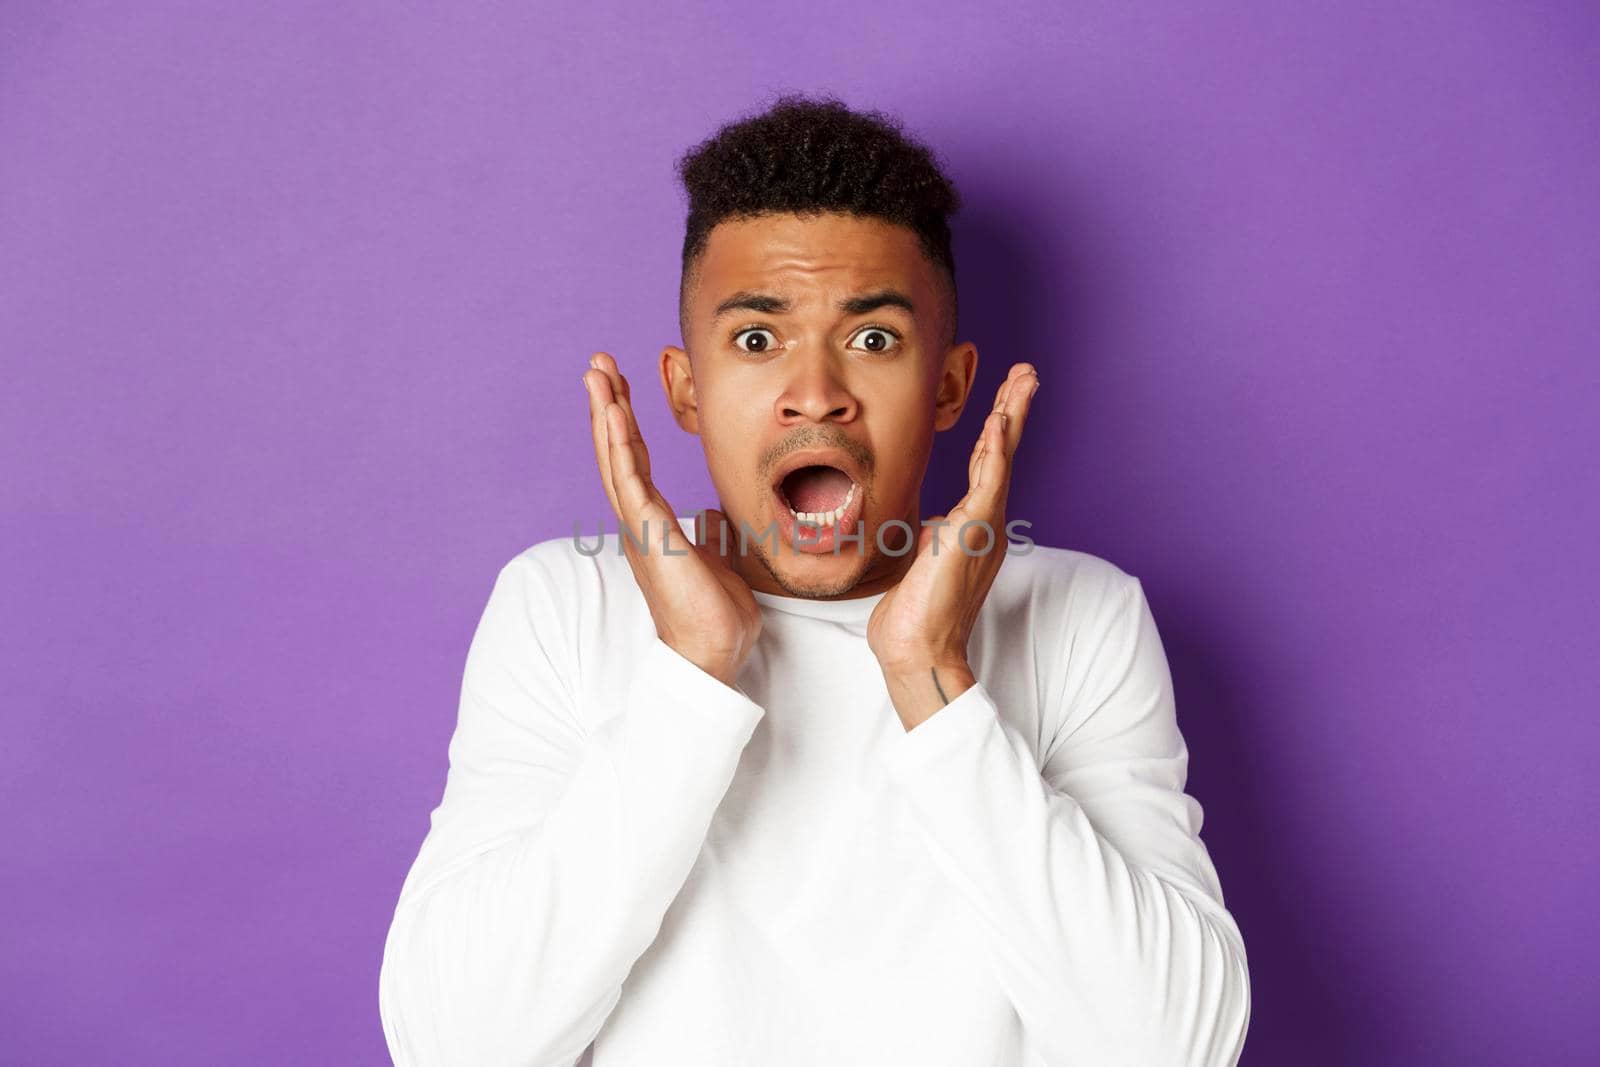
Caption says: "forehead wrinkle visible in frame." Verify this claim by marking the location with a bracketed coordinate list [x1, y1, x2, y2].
[757, 245, 901, 279]
[692, 217, 946, 340]
[723, 258, 919, 308]
[712, 286, 920, 330]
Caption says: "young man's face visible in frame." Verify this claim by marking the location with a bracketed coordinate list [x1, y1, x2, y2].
[662, 211, 977, 599]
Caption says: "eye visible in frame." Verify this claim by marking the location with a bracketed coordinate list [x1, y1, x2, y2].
[847, 325, 901, 354]
[733, 326, 780, 354]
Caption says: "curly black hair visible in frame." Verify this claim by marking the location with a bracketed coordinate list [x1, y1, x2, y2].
[675, 93, 962, 343]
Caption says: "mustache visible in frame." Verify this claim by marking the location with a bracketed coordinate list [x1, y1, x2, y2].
[759, 427, 875, 481]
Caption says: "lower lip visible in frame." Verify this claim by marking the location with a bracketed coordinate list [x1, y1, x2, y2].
[771, 482, 866, 556]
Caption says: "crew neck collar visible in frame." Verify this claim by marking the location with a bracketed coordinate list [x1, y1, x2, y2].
[750, 586, 888, 621]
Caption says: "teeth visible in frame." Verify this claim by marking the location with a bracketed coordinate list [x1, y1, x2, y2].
[791, 482, 856, 526]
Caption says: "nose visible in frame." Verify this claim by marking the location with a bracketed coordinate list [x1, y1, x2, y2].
[774, 349, 858, 425]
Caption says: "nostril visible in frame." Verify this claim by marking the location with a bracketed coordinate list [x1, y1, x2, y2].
[780, 405, 853, 419]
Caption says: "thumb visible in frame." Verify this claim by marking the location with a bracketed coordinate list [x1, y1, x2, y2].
[916, 513, 947, 556]
[693, 507, 736, 568]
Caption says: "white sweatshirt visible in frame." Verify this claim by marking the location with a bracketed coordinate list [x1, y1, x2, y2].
[378, 517, 1251, 1066]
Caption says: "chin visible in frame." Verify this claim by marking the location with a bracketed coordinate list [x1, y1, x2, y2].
[770, 564, 868, 600]
[766, 533, 875, 598]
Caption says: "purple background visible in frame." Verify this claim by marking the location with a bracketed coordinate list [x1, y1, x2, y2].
[2, 3, 1595, 1064]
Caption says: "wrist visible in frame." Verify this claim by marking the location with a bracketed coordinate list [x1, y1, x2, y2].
[881, 657, 976, 731]
[879, 648, 972, 686]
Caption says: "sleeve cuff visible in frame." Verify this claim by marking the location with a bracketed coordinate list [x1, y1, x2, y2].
[629, 634, 766, 742]
[883, 679, 1001, 783]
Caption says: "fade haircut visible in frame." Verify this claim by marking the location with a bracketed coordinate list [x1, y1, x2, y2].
[675, 93, 962, 346]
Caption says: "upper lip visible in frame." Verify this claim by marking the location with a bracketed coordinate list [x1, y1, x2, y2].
[769, 447, 868, 495]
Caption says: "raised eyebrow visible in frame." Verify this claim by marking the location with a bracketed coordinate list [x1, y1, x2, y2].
[710, 288, 916, 323]
[711, 291, 791, 322]
[837, 289, 915, 316]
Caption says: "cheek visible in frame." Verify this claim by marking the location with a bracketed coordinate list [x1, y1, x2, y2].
[865, 414, 936, 498]
[698, 374, 767, 430]
[866, 375, 937, 445]
[694, 389, 765, 486]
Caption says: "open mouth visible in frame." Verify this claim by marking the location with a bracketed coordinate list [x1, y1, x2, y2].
[776, 464, 858, 527]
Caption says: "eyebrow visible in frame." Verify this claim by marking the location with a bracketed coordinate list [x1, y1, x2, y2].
[710, 288, 916, 323]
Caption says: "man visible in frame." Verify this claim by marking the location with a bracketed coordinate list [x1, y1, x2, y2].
[379, 94, 1250, 1067]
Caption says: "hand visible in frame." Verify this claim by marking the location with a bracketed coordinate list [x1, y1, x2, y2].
[581, 352, 762, 688]
[868, 363, 1040, 729]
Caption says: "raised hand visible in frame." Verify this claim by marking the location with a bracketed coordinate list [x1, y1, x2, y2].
[867, 362, 1041, 729]
[581, 352, 762, 688]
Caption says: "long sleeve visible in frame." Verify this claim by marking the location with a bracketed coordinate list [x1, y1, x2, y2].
[378, 553, 766, 1067]
[881, 574, 1251, 1067]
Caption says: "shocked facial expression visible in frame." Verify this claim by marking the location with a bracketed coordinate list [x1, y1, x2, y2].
[662, 211, 976, 599]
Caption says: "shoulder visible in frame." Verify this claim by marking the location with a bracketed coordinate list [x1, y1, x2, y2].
[492, 517, 691, 604]
[986, 542, 1175, 764]
[467, 524, 673, 731]
[985, 541, 1155, 703]
[988, 540, 1143, 626]
[483, 518, 698, 649]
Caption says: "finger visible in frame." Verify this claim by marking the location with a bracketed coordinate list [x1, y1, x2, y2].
[972, 406, 998, 489]
[605, 401, 656, 516]
[967, 368, 1024, 488]
[997, 364, 1040, 460]
[969, 406, 1011, 513]
[973, 364, 1039, 497]
[583, 358, 622, 517]
[951, 410, 996, 521]
[592, 351, 633, 403]
[605, 399, 695, 566]
[990, 364, 1020, 413]
[592, 352, 651, 482]
[948, 366, 1038, 534]
[976, 363, 1029, 479]
[967, 418, 987, 487]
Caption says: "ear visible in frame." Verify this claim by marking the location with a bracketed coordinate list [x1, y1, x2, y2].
[660, 344, 700, 434]
[932, 341, 979, 432]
